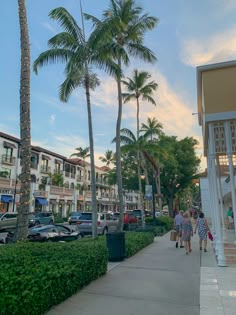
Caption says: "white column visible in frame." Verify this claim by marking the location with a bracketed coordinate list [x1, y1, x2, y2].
[209, 123, 227, 266]
[216, 157, 226, 231]
[224, 121, 236, 240]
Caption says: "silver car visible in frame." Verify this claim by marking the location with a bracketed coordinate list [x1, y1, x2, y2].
[77, 212, 118, 235]
[0, 212, 18, 232]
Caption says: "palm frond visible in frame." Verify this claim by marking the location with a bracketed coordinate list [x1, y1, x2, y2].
[49, 7, 84, 43]
[33, 49, 72, 74]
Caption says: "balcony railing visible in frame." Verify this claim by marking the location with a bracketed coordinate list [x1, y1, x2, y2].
[2, 155, 16, 166]
[54, 169, 63, 174]
[50, 185, 74, 196]
[40, 166, 51, 173]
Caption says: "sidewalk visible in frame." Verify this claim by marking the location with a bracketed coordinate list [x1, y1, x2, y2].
[47, 232, 201, 315]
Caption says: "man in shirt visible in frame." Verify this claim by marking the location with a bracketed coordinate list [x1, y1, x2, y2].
[174, 210, 184, 248]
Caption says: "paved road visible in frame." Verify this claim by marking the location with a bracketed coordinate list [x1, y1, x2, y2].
[47, 232, 201, 315]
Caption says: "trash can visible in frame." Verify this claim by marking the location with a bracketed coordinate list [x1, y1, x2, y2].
[106, 232, 125, 262]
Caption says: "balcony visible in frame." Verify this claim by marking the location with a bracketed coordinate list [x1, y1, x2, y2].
[71, 173, 75, 179]
[2, 155, 16, 166]
[50, 185, 74, 196]
[40, 166, 51, 173]
[77, 175, 84, 182]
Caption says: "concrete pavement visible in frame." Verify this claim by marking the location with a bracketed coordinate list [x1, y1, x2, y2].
[47, 232, 201, 315]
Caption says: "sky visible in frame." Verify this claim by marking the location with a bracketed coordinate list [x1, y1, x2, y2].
[1, 0, 236, 170]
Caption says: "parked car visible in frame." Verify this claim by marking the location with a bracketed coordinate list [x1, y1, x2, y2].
[0, 212, 18, 232]
[132, 209, 145, 223]
[68, 211, 82, 225]
[28, 212, 54, 227]
[76, 212, 118, 235]
[124, 211, 138, 230]
[27, 224, 83, 242]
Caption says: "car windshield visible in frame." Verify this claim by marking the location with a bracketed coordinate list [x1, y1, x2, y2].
[0, 213, 4, 218]
[79, 213, 92, 220]
[31, 225, 54, 232]
[133, 210, 142, 215]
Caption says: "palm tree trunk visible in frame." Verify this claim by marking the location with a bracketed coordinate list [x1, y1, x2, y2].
[116, 58, 124, 232]
[85, 75, 97, 238]
[14, 0, 31, 241]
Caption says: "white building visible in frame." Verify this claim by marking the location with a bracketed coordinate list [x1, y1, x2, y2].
[0, 132, 140, 216]
[196, 60, 236, 266]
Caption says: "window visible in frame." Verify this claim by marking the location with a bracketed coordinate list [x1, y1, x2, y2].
[88, 171, 91, 180]
[70, 183, 74, 189]
[3, 147, 13, 163]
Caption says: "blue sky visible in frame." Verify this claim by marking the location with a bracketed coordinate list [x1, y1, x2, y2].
[1, 0, 236, 170]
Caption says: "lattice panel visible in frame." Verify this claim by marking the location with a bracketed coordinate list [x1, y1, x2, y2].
[230, 120, 236, 153]
[214, 122, 226, 154]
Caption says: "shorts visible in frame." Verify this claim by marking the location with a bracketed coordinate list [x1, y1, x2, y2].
[175, 225, 180, 234]
[228, 216, 234, 224]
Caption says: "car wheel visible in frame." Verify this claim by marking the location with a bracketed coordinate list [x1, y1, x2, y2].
[103, 227, 108, 234]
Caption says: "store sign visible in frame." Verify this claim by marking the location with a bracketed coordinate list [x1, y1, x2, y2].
[0, 189, 14, 194]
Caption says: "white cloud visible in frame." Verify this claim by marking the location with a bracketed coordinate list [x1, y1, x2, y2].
[181, 27, 236, 67]
[49, 114, 55, 124]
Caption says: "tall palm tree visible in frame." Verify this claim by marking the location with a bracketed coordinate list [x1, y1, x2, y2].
[85, 0, 158, 231]
[122, 70, 157, 139]
[14, 0, 32, 241]
[141, 117, 163, 141]
[112, 128, 150, 209]
[71, 146, 90, 211]
[33, 7, 119, 238]
[99, 150, 115, 167]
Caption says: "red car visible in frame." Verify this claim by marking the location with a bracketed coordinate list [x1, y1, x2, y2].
[124, 211, 138, 230]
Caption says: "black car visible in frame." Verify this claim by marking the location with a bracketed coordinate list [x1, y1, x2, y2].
[5, 224, 83, 243]
[27, 224, 83, 242]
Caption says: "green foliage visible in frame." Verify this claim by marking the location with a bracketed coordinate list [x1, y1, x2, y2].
[145, 216, 173, 231]
[125, 231, 154, 257]
[0, 240, 107, 315]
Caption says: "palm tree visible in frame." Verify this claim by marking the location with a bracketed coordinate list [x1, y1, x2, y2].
[71, 146, 90, 211]
[99, 150, 115, 167]
[85, 0, 158, 231]
[113, 128, 150, 209]
[33, 7, 119, 238]
[122, 70, 157, 139]
[141, 117, 163, 141]
[14, 0, 32, 241]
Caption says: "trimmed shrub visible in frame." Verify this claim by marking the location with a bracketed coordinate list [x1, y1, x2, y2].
[145, 216, 173, 231]
[0, 239, 107, 315]
[125, 231, 154, 257]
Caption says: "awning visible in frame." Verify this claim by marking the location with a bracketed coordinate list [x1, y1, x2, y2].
[1, 195, 13, 203]
[42, 154, 51, 160]
[3, 141, 16, 149]
[35, 197, 48, 205]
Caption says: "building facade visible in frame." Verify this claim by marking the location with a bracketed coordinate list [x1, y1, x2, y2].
[0, 132, 140, 216]
[196, 60, 236, 266]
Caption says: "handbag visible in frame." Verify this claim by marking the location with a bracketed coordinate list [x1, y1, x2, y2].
[208, 231, 213, 241]
[170, 230, 177, 241]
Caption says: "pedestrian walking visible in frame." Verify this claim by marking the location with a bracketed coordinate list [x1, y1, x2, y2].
[180, 212, 193, 255]
[194, 212, 210, 252]
[227, 206, 234, 229]
[174, 210, 184, 248]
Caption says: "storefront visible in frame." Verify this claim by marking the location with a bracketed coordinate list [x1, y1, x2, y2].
[0, 194, 13, 212]
[34, 197, 48, 212]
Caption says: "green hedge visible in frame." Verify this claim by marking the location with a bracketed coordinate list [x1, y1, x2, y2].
[0, 240, 107, 315]
[125, 231, 154, 257]
[145, 216, 174, 231]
